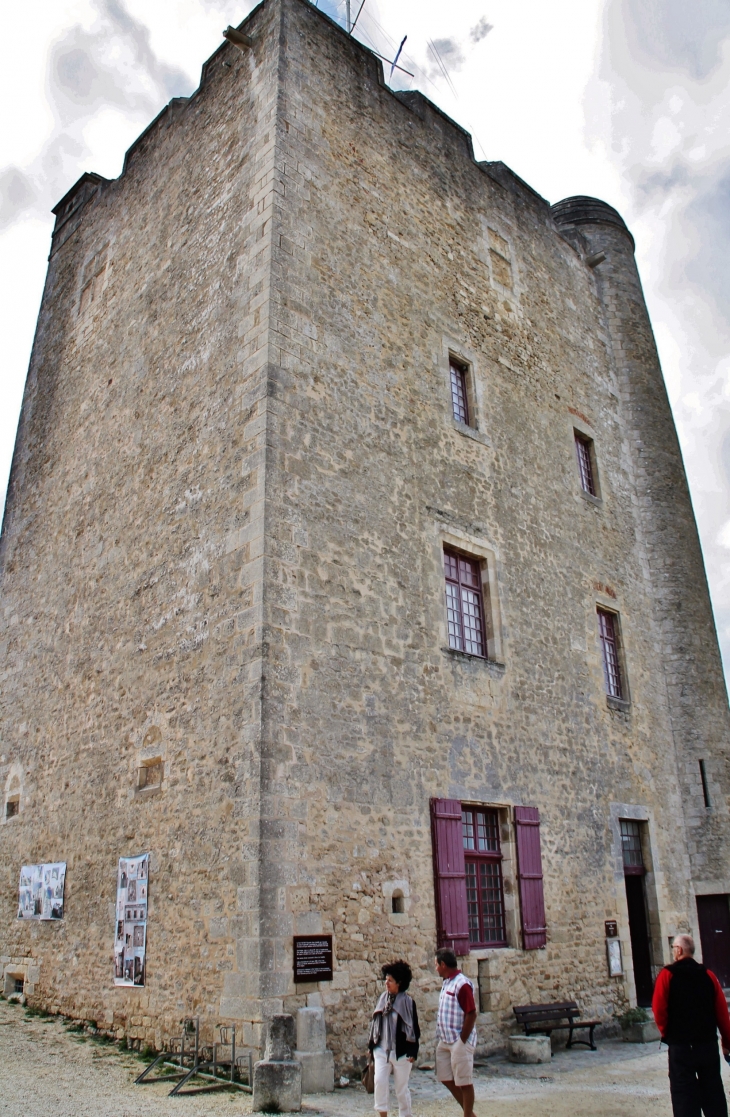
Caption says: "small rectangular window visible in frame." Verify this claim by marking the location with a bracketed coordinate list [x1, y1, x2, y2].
[445, 549, 486, 657]
[5, 798, 19, 819]
[450, 360, 470, 425]
[138, 760, 163, 790]
[575, 432, 597, 496]
[598, 608, 624, 699]
[14, 978, 24, 994]
[462, 808, 507, 947]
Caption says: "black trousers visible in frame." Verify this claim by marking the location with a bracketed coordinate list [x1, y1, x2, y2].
[668, 1042, 728, 1117]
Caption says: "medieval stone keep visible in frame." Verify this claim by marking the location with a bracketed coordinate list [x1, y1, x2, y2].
[2, 0, 730, 1071]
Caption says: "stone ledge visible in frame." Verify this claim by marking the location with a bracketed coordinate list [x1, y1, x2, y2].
[441, 648, 506, 675]
[606, 696, 631, 713]
[452, 420, 492, 448]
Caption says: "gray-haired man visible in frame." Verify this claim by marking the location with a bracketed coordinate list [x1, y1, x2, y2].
[653, 934, 730, 1117]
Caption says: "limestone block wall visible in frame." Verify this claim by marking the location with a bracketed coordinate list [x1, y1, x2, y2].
[1, 0, 729, 1071]
[0, 0, 282, 1051]
[257, 0, 730, 1064]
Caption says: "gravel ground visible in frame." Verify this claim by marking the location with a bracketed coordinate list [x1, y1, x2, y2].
[3, 999, 728, 1116]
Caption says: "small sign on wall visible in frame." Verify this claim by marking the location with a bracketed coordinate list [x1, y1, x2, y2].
[293, 935, 333, 983]
[605, 919, 619, 938]
[606, 937, 623, 977]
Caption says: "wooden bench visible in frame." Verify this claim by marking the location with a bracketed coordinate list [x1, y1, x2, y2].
[513, 1001, 600, 1050]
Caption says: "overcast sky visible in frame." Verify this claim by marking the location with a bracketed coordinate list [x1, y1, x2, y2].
[2, 0, 730, 679]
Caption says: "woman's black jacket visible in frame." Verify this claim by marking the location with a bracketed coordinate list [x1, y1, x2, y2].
[368, 997, 420, 1060]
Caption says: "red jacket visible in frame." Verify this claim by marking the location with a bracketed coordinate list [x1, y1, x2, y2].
[653, 962, 730, 1047]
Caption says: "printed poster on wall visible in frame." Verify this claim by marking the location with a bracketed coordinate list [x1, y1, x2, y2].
[17, 863, 66, 920]
[114, 853, 149, 987]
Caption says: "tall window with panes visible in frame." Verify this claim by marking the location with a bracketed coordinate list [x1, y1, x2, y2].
[598, 608, 624, 699]
[444, 550, 486, 657]
[450, 360, 470, 426]
[462, 807, 507, 947]
[574, 432, 597, 497]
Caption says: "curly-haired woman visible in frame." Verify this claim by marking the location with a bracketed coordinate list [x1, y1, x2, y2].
[368, 960, 420, 1117]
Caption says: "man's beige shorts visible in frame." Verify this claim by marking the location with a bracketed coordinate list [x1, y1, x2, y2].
[436, 1039, 474, 1087]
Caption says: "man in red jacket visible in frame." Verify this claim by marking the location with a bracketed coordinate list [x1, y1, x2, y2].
[653, 934, 730, 1116]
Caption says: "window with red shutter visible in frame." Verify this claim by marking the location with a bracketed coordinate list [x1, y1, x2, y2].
[514, 806, 547, 949]
[430, 798, 470, 956]
[462, 807, 507, 947]
[444, 550, 486, 658]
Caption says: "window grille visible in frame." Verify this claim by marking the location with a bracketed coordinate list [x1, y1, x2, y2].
[449, 361, 470, 425]
[445, 550, 486, 657]
[598, 608, 623, 698]
[575, 433, 597, 496]
[462, 808, 507, 947]
[620, 819, 645, 874]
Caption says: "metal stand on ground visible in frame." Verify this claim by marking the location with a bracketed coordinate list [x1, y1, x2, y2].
[135, 1016, 200, 1088]
[135, 1017, 253, 1095]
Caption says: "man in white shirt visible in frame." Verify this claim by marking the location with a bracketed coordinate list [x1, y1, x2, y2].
[435, 948, 478, 1117]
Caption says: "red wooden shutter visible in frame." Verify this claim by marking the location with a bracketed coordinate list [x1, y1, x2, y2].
[515, 806, 547, 949]
[430, 798, 470, 956]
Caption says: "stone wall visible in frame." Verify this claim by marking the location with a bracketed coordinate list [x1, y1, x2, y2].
[0, 0, 281, 1053]
[1, 0, 729, 1071]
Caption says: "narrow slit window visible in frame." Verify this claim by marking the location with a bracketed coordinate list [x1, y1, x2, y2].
[575, 432, 597, 496]
[5, 797, 19, 819]
[699, 759, 711, 808]
[445, 549, 486, 657]
[450, 361, 470, 426]
[598, 608, 624, 699]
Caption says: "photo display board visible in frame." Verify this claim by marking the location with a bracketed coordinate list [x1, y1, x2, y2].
[114, 853, 149, 987]
[17, 863, 66, 920]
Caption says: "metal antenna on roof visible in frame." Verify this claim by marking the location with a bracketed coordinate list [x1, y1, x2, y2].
[346, 0, 351, 32]
[350, 0, 367, 34]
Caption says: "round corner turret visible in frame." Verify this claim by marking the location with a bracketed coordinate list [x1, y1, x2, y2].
[551, 196, 635, 251]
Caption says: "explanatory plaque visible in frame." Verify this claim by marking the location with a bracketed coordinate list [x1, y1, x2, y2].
[293, 935, 333, 983]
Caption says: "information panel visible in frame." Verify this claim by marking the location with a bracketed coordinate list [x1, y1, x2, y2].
[114, 853, 149, 987]
[293, 935, 333, 983]
[17, 863, 66, 920]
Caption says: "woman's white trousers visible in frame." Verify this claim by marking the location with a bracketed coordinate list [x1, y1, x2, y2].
[373, 1046, 413, 1116]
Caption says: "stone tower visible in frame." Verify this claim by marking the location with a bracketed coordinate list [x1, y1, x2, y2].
[2, 0, 729, 1068]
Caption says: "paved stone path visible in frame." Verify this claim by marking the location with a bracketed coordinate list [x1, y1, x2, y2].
[2, 999, 727, 1116]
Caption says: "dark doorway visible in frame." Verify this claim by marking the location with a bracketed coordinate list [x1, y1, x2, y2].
[625, 875, 654, 1005]
[621, 819, 655, 1006]
[697, 895, 730, 987]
